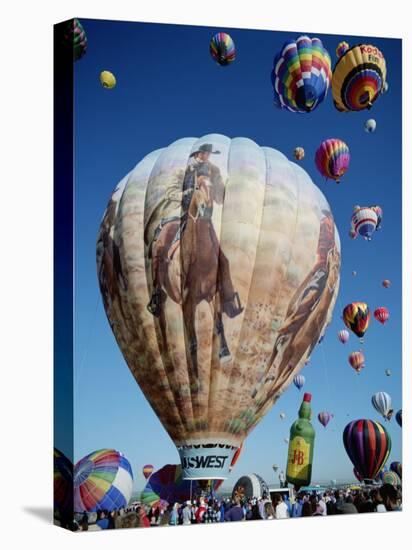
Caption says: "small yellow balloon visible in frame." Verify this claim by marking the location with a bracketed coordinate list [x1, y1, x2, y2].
[100, 70, 116, 89]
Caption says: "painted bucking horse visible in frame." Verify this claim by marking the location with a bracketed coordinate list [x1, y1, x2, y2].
[146, 145, 244, 378]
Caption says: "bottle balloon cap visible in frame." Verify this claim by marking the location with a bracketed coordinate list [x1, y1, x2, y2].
[303, 393, 312, 402]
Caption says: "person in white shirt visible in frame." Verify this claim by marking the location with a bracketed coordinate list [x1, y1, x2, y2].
[274, 494, 290, 519]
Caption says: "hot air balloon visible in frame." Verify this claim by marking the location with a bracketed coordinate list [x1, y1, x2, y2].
[351, 206, 378, 241]
[338, 329, 349, 344]
[74, 449, 133, 512]
[353, 467, 363, 482]
[371, 205, 383, 230]
[349, 351, 365, 374]
[374, 306, 389, 324]
[142, 464, 154, 479]
[343, 302, 370, 338]
[382, 471, 401, 487]
[390, 461, 402, 478]
[280, 413, 286, 420]
[272, 464, 279, 472]
[209, 32, 236, 66]
[293, 374, 305, 390]
[336, 41, 349, 58]
[141, 464, 196, 507]
[229, 443, 243, 473]
[365, 119, 377, 133]
[318, 411, 332, 428]
[54, 448, 73, 516]
[352, 270, 357, 277]
[382, 279, 391, 288]
[332, 43, 387, 112]
[372, 392, 393, 421]
[100, 70, 116, 89]
[294, 147, 305, 161]
[396, 410, 402, 427]
[315, 139, 350, 183]
[232, 474, 269, 500]
[62, 18, 87, 61]
[284, 438, 289, 444]
[343, 419, 391, 481]
[97, 134, 341, 481]
[272, 36, 332, 113]
[385, 369, 392, 377]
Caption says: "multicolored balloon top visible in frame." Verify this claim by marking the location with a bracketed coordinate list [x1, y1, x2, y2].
[63, 18, 88, 61]
[382, 470, 401, 486]
[74, 449, 133, 512]
[332, 43, 387, 112]
[343, 302, 370, 338]
[315, 138, 350, 183]
[210, 32, 236, 66]
[343, 419, 391, 481]
[390, 461, 402, 478]
[336, 41, 349, 58]
[338, 329, 349, 344]
[272, 36, 332, 113]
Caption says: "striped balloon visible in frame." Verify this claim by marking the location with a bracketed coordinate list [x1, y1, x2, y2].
[143, 464, 154, 479]
[343, 302, 370, 338]
[343, 419, 391, 480]
[396, 409, 402, 427]
[272, 36, 332, 113]
[315, 139, 350, 183]
[351, 206, 378, 240]
[54, 448, 73, 515]
[348, 351, 365, 373]
[63, 18, 88, 61]
[293, 374, 305, 390]
[141, 464, 195, 507]
[338, 329, 349, 343]
[210, 32, 236, 66]
[318, 411, 332, 428]
[336, 41, 349, 58]
[74, 449, 133, 512]
[382, 470, 401, 487]
[390, 461, 402, 478]
[332, 44, 387, 112]
[371, 392, 393, 421]
[374, 306, 389, 324]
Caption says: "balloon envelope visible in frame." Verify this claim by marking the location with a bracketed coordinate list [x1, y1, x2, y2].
[141, 464, 197, 507]
[338, 329, 349, 344]
[343, 419, 391, 480]
[332, 43, 387, 112]
[293, 374, 305, 390]
[374, 306, 389, 324]
[210, 32, 236, 66]
[272, 36, 332, 113]
[315, 139, 350, 183]
[390, 461, 402, 478]
[100, 70, 116, 89]
[294, 147, 305, 161]
[63, 18, 87, 61]
[54, 448, 73, 515]
[97, 134, 341, 480]
[351, 206, 378, 240]
[143, 464, 154, 479]
[343, 302, 370, 338]
[371, 392, 393, 421]
[318, 411, 332, 428]
[395, 410, 402, 427]
[365, 119, 377, 133]
[382, 470, 401, 487]
[74, 449, 133, 512]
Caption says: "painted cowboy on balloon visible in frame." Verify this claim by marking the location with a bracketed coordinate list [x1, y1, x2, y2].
[146, 143, 243, 361]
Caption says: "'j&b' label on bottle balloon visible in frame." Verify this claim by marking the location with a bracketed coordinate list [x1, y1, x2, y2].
[287, 436, 310, 480]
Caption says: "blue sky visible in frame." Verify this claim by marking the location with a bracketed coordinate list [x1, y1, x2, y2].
[68, 19, 401, 490]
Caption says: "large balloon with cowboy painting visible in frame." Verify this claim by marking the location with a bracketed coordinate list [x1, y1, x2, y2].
[96, 134, 341, 481]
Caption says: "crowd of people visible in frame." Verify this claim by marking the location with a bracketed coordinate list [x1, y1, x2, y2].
[68, 483, 401, 531]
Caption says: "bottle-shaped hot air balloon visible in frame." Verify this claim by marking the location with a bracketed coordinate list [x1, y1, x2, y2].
[286, 393, 315, 488]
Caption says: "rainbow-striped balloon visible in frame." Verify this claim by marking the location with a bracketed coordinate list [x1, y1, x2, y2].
[74, 449, 133, 512]
[210, 32, 236, 66]
[315, 139, 350, 183]
[63, 18, 88, 61]
[272, 36, 332, 113]
[332, 43, 387, 112]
